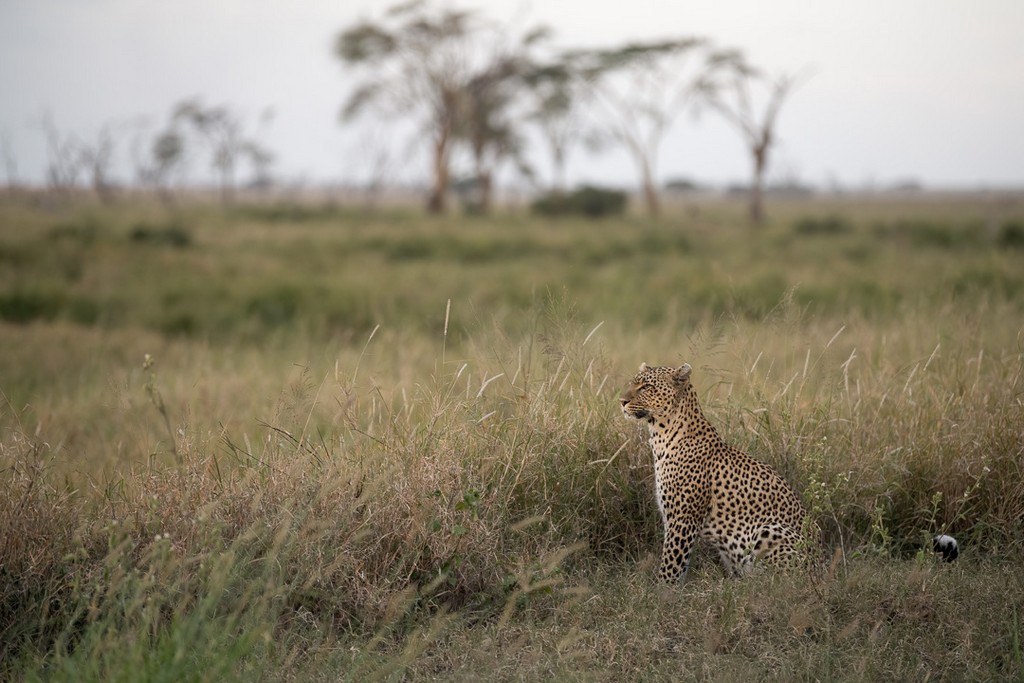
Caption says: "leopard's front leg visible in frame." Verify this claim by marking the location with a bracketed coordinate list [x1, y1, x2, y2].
[653, 457, 709, 584]
[659, 516, 700, 583]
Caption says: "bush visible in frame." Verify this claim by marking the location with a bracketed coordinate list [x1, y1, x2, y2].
[0, 290, 62, 323]
[48, 216, 101, 244]
[230, 202, 344, 223]
[872, 220, 982, 249]
[793, 215, 852, 236]
[129, 221, 192, 248]
[997, 220, 1024, 249]
[531, 186, 628, 218]
[66, 297, 100, 325]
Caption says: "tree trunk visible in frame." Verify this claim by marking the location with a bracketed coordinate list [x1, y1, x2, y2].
[157, 184, 176, 208]
[749, 145, 767, 225]
[219, 160, 235, 206]
[640, 155, 660, 218]
[93, 177, 115, 205]
[91, 166, 115, 205]
[477, 170, 492, 213]
[470, 140, 492, 214]
[427, 128, 450, 213]
[551, 144, 566, 195]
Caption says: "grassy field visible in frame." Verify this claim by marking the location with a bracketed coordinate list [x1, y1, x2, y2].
[1, 193, 1023, 680]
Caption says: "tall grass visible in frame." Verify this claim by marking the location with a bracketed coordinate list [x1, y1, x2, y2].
[4, 306, 1023, 677]
[1, 319, 632, 678]
[1, 195, 1023, 678]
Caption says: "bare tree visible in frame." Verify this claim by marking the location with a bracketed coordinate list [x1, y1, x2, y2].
[76, 124, 118, 204]
[39, 113, 84, 199]
[336, 1, 491, 213]
[1, 133, 19, 191]
[707, 55, 806, 224]
[577, 39, 725, 217]
[457, 46, 540, 212]
[36, 114, 128, 203]
[133, 124, 186, 205]
[172, 99, 274, 205]
[246, 140, 275, 193]
[522, 54, 598, 194]
[344, 124, 402, 209]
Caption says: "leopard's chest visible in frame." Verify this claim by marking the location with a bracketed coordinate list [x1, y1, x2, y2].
[648, 417, 720, 512]
[653, 464, 666, 523]
[652, 446, 714, 520]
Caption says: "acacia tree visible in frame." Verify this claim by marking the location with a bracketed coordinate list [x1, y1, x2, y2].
[1, 133, 18, 191]
[707, 54, 804, 224]
[76, 124, 118, 204]
[522, 54, 597, 194]
[133, 125, 186, 205]
[336, 2, 484, 213]
[343, 123, 403, 209]
[456, 28, 551, 213]
[39, 113, 84, 199]
[457, 56, 520, 211]
[577, 39, 726, 217]
[37, 114, 125, 203]
[0, 132, 18, 191]
[172, 99, 274, 205]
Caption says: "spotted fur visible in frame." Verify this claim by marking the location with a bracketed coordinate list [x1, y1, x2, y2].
[620, 362, 815, 583]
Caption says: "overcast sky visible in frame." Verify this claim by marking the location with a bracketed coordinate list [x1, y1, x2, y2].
[1, 0, 1022, 190]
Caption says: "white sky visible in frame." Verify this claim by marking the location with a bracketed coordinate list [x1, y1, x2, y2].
[1, 0, 1023, 190]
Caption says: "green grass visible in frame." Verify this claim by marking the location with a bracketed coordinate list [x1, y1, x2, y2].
[1, 194, 1023, 680]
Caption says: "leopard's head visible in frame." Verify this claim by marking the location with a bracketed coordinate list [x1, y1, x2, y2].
[619, 362, 692, 421]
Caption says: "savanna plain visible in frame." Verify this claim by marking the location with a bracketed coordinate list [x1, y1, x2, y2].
[1, 193, 1023, 681]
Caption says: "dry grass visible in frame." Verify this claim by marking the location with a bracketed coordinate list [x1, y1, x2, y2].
[1, 195, 1023, 679]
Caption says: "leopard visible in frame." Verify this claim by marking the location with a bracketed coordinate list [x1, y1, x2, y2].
[619, 361, 816, 583]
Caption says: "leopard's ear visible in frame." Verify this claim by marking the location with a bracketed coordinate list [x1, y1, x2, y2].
[638, 362, 648, 372]
[673, 363, 692, 384]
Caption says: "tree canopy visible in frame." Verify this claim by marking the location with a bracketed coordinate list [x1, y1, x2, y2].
[334, 1, 797, 219]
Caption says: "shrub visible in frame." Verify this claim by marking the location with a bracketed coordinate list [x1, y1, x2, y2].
[0, 290, 62, 323]
[129, 221, 191, 248]
[66, 297, 100, 326]
[792, 215, 852, 236]
[230, 202, 344, 223]
[900, 220, 967, 248]
[872, 219, 982, 249]
[997, 220, 1024, 249]
[531, 186, 628, 218]
[48, 216, 100, 244]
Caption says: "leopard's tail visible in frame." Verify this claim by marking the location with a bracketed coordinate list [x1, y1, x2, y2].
[932, 534, 959, 562]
